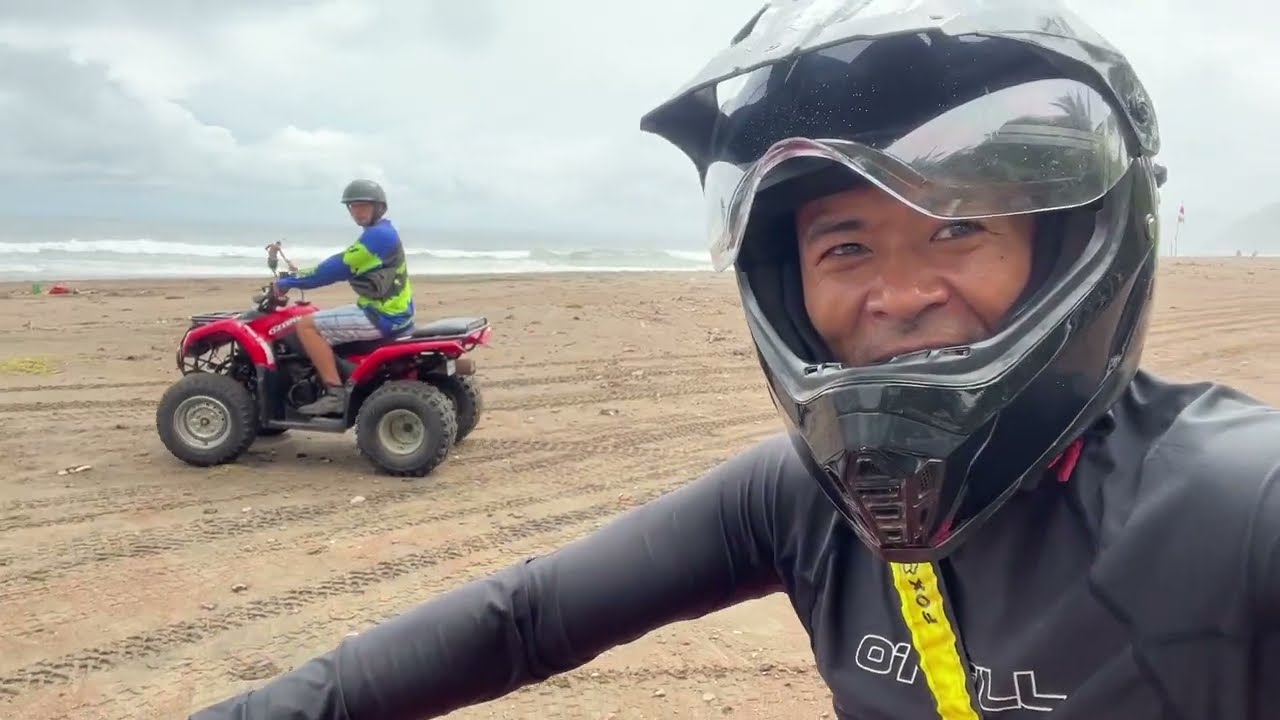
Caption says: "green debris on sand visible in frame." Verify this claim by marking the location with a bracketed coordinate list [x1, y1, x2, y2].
[0, 356, 58, 375]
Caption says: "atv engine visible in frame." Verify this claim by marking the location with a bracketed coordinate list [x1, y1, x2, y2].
[277, 356, 325, 409]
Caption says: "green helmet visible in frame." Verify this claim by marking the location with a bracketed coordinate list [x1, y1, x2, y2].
[341, 179, 387, 205]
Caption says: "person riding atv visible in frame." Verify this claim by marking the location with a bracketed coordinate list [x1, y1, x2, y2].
[274, 179, 415, 416]
[191, 2, 1280, 719]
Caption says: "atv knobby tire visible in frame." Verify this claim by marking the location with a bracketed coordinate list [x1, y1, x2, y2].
[434, 374, 483, 444]
[156, 372, 257, 467]
[356, 380, 457, 478]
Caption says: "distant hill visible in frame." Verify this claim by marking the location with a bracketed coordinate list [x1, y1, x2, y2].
[1213, 201, 1280, 256]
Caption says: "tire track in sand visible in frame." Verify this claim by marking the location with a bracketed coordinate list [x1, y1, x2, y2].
[1147, 311, 1280, 346]
[0, 388, 769, 528]
[0, 471, 741, 695]
[0, 364, 758, 415]
[0, 363, 761, 505]
[3, 419, 775, 642]
[0, 348, 743, 396]
[0, 412, 775, 591]
[0, 388, 764, 535]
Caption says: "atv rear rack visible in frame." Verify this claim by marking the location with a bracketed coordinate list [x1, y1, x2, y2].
[189, 311, 242, 326]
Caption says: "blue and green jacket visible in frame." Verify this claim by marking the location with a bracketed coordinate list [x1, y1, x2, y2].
[277, 219, 414, 335]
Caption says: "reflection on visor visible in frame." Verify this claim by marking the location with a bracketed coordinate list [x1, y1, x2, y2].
[705, 77, 1131, 271]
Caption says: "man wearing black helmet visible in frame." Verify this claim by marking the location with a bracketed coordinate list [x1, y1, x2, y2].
[275, 179, 416, 416]
[190, 2, 1280, 719]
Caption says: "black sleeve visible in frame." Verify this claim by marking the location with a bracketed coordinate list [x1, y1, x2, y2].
[1255, 459, 1280, 630]
[1249, 441, 1280, 719]
[189, 436, 801, 720]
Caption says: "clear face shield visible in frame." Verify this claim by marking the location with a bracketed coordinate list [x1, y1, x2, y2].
[704, 71, 1133, 272]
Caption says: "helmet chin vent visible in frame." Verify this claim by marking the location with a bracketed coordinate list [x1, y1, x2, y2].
[840, 451, 946, 548]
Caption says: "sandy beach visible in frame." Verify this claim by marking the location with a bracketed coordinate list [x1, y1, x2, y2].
[1, 259, 1278, 720]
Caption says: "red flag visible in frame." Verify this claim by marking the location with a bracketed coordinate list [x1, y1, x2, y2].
[1177, 203, 1185, 223]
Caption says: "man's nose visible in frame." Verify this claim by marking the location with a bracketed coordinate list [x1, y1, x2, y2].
[863, 261, 950, 322]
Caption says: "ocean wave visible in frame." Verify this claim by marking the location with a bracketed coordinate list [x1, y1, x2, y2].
[0, 238, 707, 261]
[0, 238, 714, 280]
[0, 238, 528, 261]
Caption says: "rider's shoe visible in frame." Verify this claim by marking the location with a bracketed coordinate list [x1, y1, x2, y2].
[299, 386, 346, 416]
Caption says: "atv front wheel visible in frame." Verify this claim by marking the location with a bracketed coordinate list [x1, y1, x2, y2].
[355, 380, 457, 478]
[434, 374, 483, 444]
[156, 372, 257, 467]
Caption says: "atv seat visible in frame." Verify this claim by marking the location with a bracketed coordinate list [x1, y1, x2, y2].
[409, 316, 489, 339]
[334, 316, 488, 357]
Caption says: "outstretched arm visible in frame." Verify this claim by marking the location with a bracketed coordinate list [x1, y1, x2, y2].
[276, 249, 353, 291]
[278, 225, 398, 291]
[189, 438, 798, 720]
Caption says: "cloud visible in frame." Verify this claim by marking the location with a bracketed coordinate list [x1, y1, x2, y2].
[0, 0, 1275, 252]
[0, 0, 748, 236]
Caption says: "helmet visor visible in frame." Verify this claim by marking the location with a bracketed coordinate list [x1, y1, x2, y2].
[705, 71, 1133, 271]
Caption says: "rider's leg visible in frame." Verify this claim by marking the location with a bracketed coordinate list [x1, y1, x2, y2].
[296, 305, 384, 415]
[295, 315, 341, 386]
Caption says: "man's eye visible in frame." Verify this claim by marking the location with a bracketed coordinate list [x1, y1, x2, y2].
[825, 242, 868, 258]
[934, 221, 985, 241]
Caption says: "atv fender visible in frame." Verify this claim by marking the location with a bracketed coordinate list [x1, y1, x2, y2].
[180, 319, 275, 369]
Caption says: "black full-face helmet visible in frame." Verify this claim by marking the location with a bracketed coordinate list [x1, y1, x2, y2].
[640, 0, 1165, 563]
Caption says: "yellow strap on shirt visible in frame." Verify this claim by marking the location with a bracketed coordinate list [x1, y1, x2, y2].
[889, 562, 980, 720]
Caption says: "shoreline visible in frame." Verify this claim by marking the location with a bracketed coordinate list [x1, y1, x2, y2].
[1, 255, 1271, 292]
[0, 269, 731, 294]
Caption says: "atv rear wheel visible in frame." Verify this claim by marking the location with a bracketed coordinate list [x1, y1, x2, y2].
[156, 372, 257, 467]
[434, 374, 483, 444]
[355, 380, 457, 478]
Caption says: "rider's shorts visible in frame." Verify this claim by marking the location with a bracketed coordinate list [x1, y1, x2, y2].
[311, 304, 385, 344]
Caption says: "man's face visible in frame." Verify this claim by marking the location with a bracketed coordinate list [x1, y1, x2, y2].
[347, 201, 375, 226]
[795, 183, 1034, 366]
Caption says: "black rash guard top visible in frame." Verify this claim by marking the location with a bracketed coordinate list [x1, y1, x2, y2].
[191, 370, 1280, 720]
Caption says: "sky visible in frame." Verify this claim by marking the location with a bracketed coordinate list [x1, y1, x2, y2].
[0, 0, 1274, 253]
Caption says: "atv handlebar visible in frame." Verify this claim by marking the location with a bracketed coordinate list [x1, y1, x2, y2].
[250, 270, 306, 313]
[252, 285, 289, 312]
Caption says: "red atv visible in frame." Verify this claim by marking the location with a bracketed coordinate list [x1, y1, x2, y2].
[155, 281, 491, 477]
